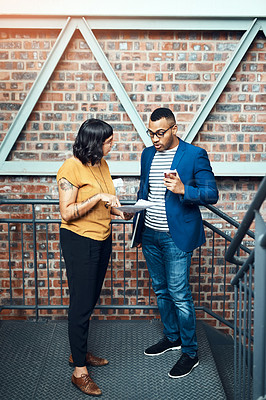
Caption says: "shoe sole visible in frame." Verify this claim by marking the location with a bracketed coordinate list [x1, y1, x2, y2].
[71, 381, 102, 397]
[168, 360, 199, 379]
[144, 345, 181, 356]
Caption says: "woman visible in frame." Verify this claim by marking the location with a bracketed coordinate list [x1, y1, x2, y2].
[57, 119, 130, 396]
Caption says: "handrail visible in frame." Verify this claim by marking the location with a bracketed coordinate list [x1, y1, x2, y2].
[0, 197, 248, 330]
[0, 197, 255, 258]
[225, 175, 266, 266]
[230, 250, 254, 286]
[0, 198, 255, 259]
[205, 204, 255, 239]
[204, 220, 251, 254]
[0, 199, 135, 205]
[0, 198, 256, 240]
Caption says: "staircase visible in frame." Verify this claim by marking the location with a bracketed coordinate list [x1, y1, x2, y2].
[0, 176, 265, 399]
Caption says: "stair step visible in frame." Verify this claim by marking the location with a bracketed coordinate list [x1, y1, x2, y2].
[203, 322, 234, 400]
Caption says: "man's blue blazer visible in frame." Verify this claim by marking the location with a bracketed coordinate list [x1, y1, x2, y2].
[133, 138, 219, 252]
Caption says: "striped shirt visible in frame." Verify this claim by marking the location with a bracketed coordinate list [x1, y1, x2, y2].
[144, 145, 178, 231]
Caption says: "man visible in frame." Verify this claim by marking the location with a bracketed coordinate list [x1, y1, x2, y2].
[133, 107, 218, 378]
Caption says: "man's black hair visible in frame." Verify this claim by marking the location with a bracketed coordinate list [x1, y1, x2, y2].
[150, 107, 176, 123]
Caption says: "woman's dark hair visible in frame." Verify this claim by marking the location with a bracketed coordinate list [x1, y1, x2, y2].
[73, 119, 113, 165]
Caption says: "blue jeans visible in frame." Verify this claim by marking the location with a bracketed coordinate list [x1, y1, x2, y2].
[142, 226, 198, 357]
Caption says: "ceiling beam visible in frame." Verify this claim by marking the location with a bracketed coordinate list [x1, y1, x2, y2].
[0, 0, 265, 18]
[0, 161, 264, 177]
[0, 17, 262, 31]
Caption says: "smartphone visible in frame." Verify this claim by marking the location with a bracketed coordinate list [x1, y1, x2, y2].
[164, 170, 177, 178]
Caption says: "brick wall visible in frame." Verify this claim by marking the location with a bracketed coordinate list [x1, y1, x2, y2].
[1, 29, 265, 162]
[0, 28, 265, 327]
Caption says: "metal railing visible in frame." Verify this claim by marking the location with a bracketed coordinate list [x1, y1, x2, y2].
[0, 199, 251, 324]
[0, 191, 263, 399]
[226, 175, 266, 400]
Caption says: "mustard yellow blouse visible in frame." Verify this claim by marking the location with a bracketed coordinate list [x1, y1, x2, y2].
[57, 157, 115, 241]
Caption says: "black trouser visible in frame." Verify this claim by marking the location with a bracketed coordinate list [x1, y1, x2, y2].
[60, 228, 112, 367]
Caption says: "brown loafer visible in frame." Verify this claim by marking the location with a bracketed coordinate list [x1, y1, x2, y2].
[69, 352, 109, 367]
[71, 373, 102, 396]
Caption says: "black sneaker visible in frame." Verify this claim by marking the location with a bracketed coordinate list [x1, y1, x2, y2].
[144, 336, 181, 356]
[168, 353, 199, 378]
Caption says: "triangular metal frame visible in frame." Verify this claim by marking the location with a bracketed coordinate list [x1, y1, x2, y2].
[0, 17, 265, 176]
[183, 18, 261, 143]
[0, 17, 149, 175]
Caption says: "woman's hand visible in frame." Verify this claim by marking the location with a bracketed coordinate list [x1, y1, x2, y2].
[100, 193, 121, 208]
[110, 207, 133, 220]
[120, 212, 134, 220]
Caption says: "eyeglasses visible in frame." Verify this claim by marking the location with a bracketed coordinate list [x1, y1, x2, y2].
[146, 124, 175, 138]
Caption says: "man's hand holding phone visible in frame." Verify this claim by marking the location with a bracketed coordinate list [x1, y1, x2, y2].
[163, 169, 185, 195]
[164, 170, 177, 178]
